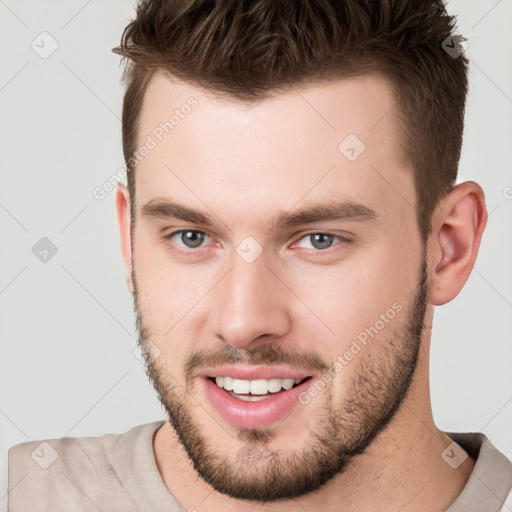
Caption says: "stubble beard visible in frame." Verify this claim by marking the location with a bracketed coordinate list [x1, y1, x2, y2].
[132, 256, 429, 502]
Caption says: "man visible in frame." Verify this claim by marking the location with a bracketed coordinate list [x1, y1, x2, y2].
[8, 0, 512, 510]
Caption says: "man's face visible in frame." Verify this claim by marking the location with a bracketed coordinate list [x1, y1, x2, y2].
[129, 72, 428, 500]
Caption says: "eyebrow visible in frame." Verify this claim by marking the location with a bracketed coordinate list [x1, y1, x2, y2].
[141, 197, 377, 232]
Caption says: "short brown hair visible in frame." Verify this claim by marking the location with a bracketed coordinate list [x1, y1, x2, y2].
[112, 0, 468, 242]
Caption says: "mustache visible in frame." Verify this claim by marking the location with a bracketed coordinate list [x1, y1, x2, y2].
[184, 343, 330, 385]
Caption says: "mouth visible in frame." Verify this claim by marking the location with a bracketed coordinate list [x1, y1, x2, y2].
[201, 370, 315, 430]
[207, 376, 312, 401]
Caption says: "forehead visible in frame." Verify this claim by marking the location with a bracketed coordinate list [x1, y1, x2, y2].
[134, 71, 415, 232]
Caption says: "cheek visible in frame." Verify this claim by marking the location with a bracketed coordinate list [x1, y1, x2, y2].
[132, 233, 215, 363]
[134, 229, 211, 306]
[283, 235, 420, 357]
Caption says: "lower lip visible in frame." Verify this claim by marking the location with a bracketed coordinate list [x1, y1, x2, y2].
[203, 377, 314, 430]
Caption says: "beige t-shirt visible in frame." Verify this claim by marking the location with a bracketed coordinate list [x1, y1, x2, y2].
[7, 420, 512, 511]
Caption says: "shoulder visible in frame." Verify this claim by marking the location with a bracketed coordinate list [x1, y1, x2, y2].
[8, 421, 164, 512]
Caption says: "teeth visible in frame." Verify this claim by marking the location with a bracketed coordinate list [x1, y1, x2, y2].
[232, 379, 250, 394]
[267, 379, 283, 393]
[249, 379, 268, 395]
[223, 376, 234, 391]
[228, 391, 272, 401]
[213, 376, 305, 395]
[282, 378, 295, 390]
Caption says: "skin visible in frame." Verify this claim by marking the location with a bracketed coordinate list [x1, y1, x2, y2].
[116, 71, 487, 511]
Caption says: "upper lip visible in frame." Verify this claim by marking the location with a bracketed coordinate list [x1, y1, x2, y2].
[200, 365, 314, 381]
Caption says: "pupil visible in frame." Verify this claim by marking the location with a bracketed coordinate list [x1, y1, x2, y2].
[311, 233, 333, 249]
[182, 230, 204, 248]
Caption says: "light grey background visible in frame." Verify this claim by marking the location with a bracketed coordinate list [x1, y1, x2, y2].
[1, 0, 511, 508]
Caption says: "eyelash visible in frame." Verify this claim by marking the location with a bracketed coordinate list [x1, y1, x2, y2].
[164, 229, 351, 255]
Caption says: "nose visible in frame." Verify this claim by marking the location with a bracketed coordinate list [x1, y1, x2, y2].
[211, 251, 292, 350]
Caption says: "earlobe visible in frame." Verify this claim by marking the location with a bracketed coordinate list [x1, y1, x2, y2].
[115, 183, 134, 294]
[428, 182, 487, 306]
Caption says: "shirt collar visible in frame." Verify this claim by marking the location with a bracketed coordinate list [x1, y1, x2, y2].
[446, 432, 512, 512]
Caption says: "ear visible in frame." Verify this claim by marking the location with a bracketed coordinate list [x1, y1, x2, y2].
[428, 181, 487, 306]
[115, 183, 134, 294]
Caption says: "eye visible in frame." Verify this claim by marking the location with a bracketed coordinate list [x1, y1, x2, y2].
[164, 229, 350, 255]
[167, 229, 212, 250]
[293, 232, 349, 251]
